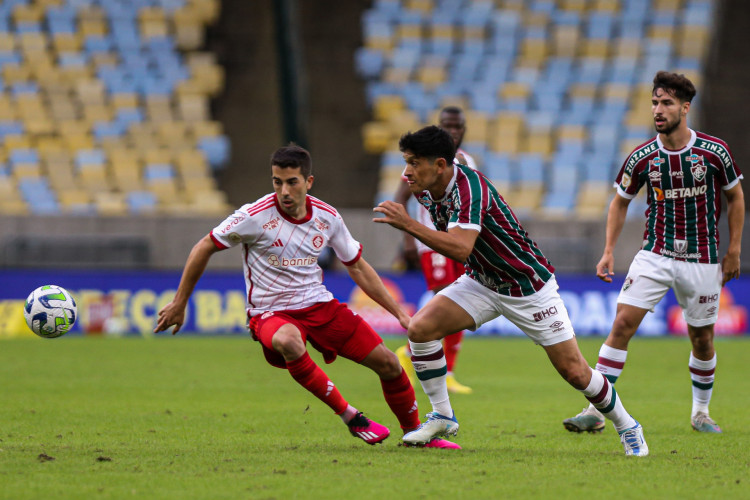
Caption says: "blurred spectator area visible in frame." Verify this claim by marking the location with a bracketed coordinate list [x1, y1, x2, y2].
[0, 0, 231, 216]
[356, 0, 716, 219]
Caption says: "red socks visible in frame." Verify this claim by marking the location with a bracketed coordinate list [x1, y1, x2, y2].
[286, 352, 348, 415]
[380, 369, 420, 430]
[443, 331, 464, 373]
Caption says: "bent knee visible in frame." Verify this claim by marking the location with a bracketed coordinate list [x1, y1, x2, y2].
[271, 325, 305, 357]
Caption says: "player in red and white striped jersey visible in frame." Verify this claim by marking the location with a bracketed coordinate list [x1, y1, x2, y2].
[394, 107, 476, 395]
[155, 145, 459, 448]
[563, 71, 745, 435]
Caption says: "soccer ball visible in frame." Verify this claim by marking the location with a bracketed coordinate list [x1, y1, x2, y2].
[23, 285, 77, 338]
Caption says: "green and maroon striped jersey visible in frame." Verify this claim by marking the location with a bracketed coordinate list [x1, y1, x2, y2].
[416, 164, 554, 297]
[614, 129, 743, 264]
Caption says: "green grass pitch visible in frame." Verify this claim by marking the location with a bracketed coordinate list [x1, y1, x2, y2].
[1, 336, 748, 499]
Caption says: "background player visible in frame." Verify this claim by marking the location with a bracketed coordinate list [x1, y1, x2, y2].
[562, 71, 744, 435]
[155, 144, 459, 449]
[374, 126, 649, 457]
[394, 106, 477, 394]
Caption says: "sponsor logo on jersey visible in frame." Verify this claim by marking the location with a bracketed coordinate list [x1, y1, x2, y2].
[221, 214, 246, 234]
[699, 294, 719, 304]
[311, 235, 324, 249]
[262, 217, 281, 230]
[314, 217, 329, 231]
[697, 140, 732, 169]
[660, 248, 702, 259]
[653, 184, 707, 201]
[670, 170, 684, 177]
[687, 155, 707, 181]
[267, 255, 318, 267]
[272, 239, 284, 247]
[550, 320, 566, 333]
[533, 306, 558, 322]
[674, 239, 688, 253]
[228, 232, 242, 244]
[650, 157, 665, 169]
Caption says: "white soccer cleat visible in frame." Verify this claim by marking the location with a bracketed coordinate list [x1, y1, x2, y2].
[619, 421, 649, 457]
[402, 412, 459, 445]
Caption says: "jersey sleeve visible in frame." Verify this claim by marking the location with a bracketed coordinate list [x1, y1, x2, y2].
[614, 154, 648, 200]
[447, 169, 483, 232]
[717, 141, 743, 190]
[209, 206, 258, 249]
[328, 214, 362, 266]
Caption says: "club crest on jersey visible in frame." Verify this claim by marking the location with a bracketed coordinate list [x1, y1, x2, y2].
[687, 155, 707, 181]
[622, 277, 634, 292]
[227, 232, 242, 244]
[263, 217, 281, 230]
[311, 234, 324, 249]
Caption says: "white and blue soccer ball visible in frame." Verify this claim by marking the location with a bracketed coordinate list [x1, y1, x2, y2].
[23, 285, 77, 338]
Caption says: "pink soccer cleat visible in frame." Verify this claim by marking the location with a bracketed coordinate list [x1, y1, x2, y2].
[347, 412, 390, 445]
[423, 438, 462, 449]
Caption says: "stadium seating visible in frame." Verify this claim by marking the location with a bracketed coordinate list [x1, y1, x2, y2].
[357, 0, 715, 218]
[0, 0, 229, 216]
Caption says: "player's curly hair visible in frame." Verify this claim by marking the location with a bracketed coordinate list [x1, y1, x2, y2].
[653, 71, 696, 103]
[271, 144, 312, 178]
[398, 125, 456, 165]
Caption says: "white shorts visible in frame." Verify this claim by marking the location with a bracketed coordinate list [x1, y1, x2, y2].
[439, 274, 575, 346]
[618, 250, 722, 327]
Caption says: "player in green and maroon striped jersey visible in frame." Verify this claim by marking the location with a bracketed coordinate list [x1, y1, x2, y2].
[374, 126, 648, 457]
[563, 72, 744, 435]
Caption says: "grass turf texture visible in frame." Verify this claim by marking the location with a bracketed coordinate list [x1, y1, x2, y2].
[1, 336, 748, 499]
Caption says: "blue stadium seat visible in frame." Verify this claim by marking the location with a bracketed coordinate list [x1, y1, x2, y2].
[517, 154, 545, 184]
[127, 190, 158, 213]
[76, 149, 106, 168]
[198, 136, 231, 169]
[93, 121, 126, 142]
[10, 149, 40, 166]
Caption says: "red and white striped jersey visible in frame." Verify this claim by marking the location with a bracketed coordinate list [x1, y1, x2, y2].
[415, 149, 478, 255]
[210, 193, 362, 316]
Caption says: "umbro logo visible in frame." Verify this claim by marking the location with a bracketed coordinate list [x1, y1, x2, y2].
[272, 239, 284, 247]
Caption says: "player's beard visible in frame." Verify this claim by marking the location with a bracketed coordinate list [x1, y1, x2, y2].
[655, 115, 681, 136]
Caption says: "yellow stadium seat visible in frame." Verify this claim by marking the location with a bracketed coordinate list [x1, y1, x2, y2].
[93, 192, 128, 216]
[463, 111, 489, 144]
[580, 39, 610, 58]
[13, 163, 42, 179]
[111, 93, 139, 110]
[612, 38, 641, 59]
[79, 19, 108, 37]
[559, 0, 588, 11]
[362, 121, 392, 155]
[551, 25, 580, 58]
[90, 52, 119, 69]
[576, 182, 612, 218]
[2, 64, 33, 84]
[63, 134, 95, 152]
[416, 66, 447, 90]
[439, 95, 469, 110]
[520, 38, 548, 64]
[0, 32, 16, 52]
[82, 104, 113, 124]
[18, 33, 48, 54]
[76, 80, 107, 105]
[142, 148, 172, 166]
[382, 67, 411, 85]
[653, 0, 683, 9]
[602, 83, 631, 101]
[141, 20, 170, 39]
[676, 26, 710, 59]
[176, 94, 209, 122]
[58, 189, 92, 207]
[569, 83, 598, 100]
[647, 24, 674, 42]
[12, 4, 44, 23]
[590, 0, 619, 11]
[0, 95, 18, 120]
[25, 118, 55, 136]
[405, 0, 433, 12]
[557, 125, 587, 143]
[523, 131, 554, 157]
[78, 165, 111, 192]
[499, 81, 531, 101]
[52, 33, 82, 53]
[4, 134, 33, 151]
[173, 8, 205, 50]
[523, 11, 549, 29]
[504, 185, 544, 212]
[176, 150, 209, 174]
[373, 95, 406, 122]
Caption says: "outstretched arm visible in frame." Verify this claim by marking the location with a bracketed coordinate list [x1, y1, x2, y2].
[596, 193, 631, 282]
[722, 183, 744, 285]
[154, 234, 220, 334]
[374, 200, 478, 262]
[346, 256, 410, 330]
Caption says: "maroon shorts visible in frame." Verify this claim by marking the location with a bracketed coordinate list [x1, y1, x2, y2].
[420, 251, 465, 291]
[248, 299, 383, 369]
